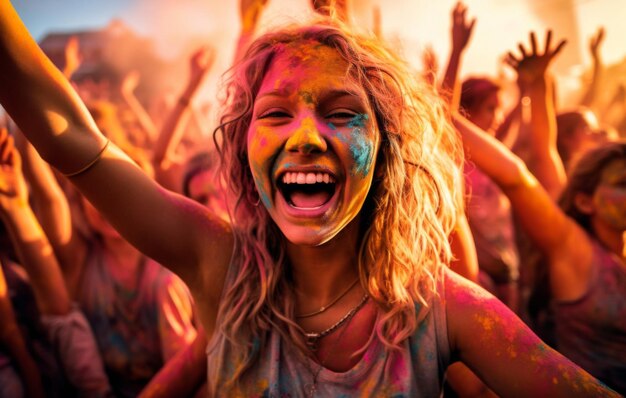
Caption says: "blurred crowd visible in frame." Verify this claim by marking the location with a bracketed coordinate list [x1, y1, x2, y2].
[0, 0, 624, 397]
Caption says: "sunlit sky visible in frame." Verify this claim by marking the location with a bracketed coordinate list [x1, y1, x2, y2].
[13, 0, 626, 106]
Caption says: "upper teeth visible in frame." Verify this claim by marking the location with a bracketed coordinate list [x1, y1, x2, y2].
[282, 172, 335, 184]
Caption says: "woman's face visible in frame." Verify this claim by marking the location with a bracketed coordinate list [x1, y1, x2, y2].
[247, 41, 380, 246]
[591, 158, 626, 231]
[469, 91, 501, 134]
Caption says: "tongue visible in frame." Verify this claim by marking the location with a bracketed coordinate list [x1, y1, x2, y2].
[290, 190, 331, 208]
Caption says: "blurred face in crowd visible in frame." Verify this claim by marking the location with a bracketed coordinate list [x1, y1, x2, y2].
[589, 158, 626, 232]
[468, 91, 502, 134]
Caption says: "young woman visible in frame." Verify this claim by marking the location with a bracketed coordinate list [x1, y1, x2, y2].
[0, 2, 618, 396]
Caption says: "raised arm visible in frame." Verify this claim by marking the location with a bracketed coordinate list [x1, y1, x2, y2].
[441, 1, 476, 111]
[62, 36, 81, 79]
[119, 70, 158, 146]
[0, 0, 232, 292]
[506, 30, 567, 198]
[579, 27, 604, 108]
[0, 129, 112, 396]
[15, 129, 93, 297]
[454, 114, 592, 300]
[0, 129, 71, 315]
[152, 47, 214, 177]
[233, 0, 269, 65]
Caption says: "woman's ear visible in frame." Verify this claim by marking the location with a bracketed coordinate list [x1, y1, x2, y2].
[574, 192, 595, 215]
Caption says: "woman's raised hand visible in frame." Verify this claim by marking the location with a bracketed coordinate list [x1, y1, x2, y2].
[506, 30, 566, 90]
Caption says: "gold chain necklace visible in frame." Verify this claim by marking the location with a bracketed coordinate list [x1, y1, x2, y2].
[303, 294, 368, 398]
[302, 293, 369, 351]
[296, 278, 360, 318]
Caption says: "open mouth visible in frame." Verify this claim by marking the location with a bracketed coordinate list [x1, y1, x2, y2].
[277, 171, 337, 209]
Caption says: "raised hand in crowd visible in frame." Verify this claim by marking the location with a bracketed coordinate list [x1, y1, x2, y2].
[0, 127, 112, 397]
[580, 27, 605, 108]
[63, 35, 82, 79]
[442, 1, 476, 110]
[152, 46, 215, 191]
[234, 0, 269, 64]
[506, 30, 567, 197]
[120, 70, 158, 146]
[453, 108, 626, 395]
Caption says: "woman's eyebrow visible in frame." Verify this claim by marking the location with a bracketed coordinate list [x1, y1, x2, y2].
[255, 90, 286, 101]
[318, 89, 368, 108]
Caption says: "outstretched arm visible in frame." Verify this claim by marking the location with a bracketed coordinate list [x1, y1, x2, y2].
[579, 27, 604, 108]
[0, 0, 232, 296]
[139, 331, 207, 398]
[506, 30, 567, 198]
[446, 269, 619, 397]
[441, 1, 476, 111]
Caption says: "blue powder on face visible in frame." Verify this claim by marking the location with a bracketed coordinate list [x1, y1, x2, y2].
[350, 134, 374, 177]
[328, 122, 337, 130]
[347, 114, 374, 177]
[348, 113, 369, 128]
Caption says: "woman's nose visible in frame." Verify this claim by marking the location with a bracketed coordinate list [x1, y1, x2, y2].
[285, 117, 328, 154]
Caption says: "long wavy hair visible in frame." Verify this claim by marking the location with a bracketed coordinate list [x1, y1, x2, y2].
[213, 19, 463, 385]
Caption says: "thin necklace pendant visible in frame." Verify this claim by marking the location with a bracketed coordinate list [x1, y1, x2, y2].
[301, 294, 369, 352]
[304, 332, 320, 351]
[296, 278, 360, 318]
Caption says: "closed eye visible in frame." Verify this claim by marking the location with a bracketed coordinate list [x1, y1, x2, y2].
[326, 109, 358, 123]
[258, 109, 292, 119]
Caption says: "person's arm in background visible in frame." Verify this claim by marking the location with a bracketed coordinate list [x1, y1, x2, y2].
[0, 265, 45, 398]
[441, 1, 476, 111]
[494, 101, 522, 150]
[506, 30, 567, 198]
[453, 113, 594, 303]
[0, 128, 112, 396]
[233, 0, 269, 65]
[579, 27, 604, 108]
[62, 36, 81, 80]
[0, 129, 71, 316]
[139, 329, 207, 398]
[151, 47, 214, 191]
[372, 5, 381, 39]
[119, 70, 158, 146]
[12, 126, 87, 297]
